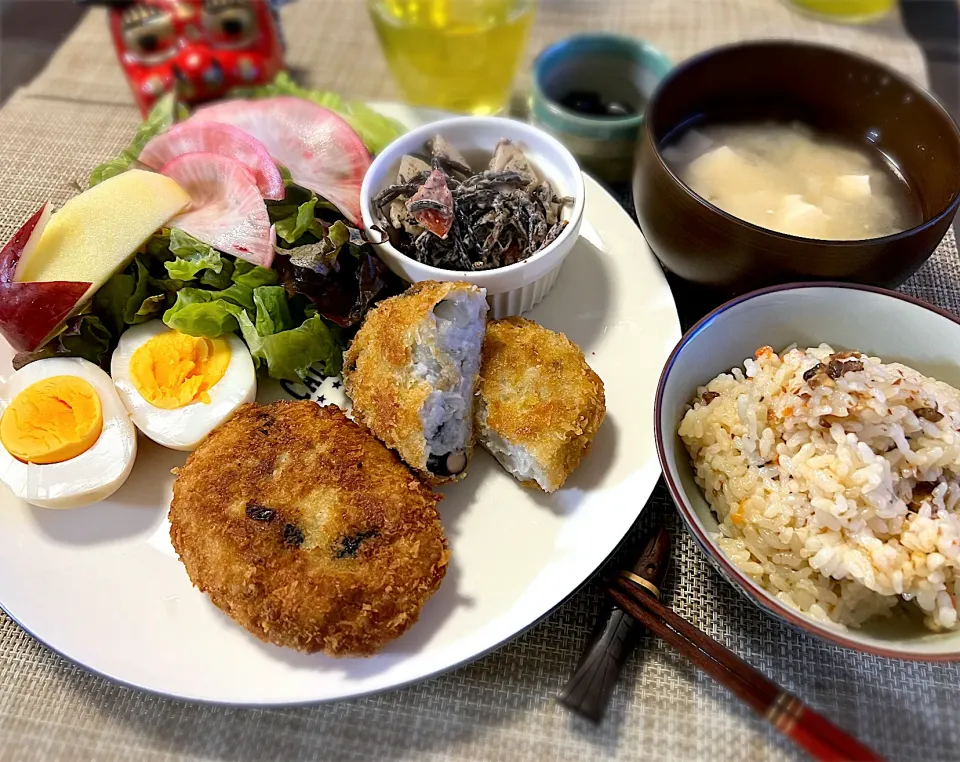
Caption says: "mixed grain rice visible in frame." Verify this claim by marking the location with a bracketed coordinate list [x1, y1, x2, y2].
[679, 344, 960, 631]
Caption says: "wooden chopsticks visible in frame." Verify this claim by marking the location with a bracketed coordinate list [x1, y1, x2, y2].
[608, 576, 884, 762]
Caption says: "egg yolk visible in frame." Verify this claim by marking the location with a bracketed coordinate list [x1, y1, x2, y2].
[130, 331, 231, 409]
[0, 376, 103, 464]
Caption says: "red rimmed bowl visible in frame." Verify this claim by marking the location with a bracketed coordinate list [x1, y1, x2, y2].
[656, 283, 960, 659]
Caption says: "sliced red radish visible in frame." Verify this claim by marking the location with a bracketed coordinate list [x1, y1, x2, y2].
[1, 203, 51, 283]
[160, 152, 273, 268]
[191, 97, 371, 224]
[139, 122, 285, 201]
[0, 281, 92, 352]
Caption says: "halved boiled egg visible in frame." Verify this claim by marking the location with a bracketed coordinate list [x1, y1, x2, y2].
[111, 321, 256, 450]
[0, 357, 137, 509]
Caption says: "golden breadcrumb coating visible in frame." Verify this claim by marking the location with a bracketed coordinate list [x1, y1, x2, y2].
[169, 401, 448, 657]
[342, 280, 483, 484]
[477, 317, 606, 492]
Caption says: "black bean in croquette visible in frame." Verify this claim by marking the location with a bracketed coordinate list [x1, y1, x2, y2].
[169, 401, 449, 657]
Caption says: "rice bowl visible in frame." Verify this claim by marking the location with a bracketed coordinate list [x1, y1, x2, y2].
[656, 282, 960, 659]
[680, 344, 960, 632]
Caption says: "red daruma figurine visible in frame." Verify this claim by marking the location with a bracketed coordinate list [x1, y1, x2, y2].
[78, 0, 287, 115]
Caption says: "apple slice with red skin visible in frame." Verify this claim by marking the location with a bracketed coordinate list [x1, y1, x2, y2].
[0, 204, 92, 352]
[0, 203, 50, 282]
[0, 281, 92, 352]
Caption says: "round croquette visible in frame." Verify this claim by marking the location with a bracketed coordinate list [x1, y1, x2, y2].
[169, 401, 449, 657]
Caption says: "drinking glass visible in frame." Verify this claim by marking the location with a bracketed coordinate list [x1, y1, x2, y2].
[785, 0, 894, 23]
[367, 0, 537, 115]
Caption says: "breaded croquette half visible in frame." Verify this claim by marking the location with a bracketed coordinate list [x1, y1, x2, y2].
[169, 401, 449, 657]
[476, 317, 606, 492]
[343, 281, 487, 484]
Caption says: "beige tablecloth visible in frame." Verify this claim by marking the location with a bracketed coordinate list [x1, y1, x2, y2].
[1, 2, 959, 761]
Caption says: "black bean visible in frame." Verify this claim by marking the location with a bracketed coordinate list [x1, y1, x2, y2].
[915, 407, 944, 422]
[255, 412, 275, 436]
[282, 524, 305, 547]
[803, 364, 824, 382]
[335, 530, 380, 559]
[843, 360, 864, 373]
[700, 391, 720, 405]
[427, 451, 467, 476]
[245, 502, 276, 522]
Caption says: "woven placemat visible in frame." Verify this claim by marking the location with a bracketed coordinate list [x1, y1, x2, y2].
[21, 0, 927, 108]
[2, 2, 959, 761]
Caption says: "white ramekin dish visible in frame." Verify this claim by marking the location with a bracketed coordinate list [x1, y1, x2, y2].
[359, 116, 586, 318]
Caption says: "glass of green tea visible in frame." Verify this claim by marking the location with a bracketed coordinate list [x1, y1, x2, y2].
[368, 0, 536, 115]
[785, 0, 894, 23]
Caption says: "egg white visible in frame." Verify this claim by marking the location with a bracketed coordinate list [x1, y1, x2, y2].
[111, 321, 256, 451]
[0, 357, 138, 509]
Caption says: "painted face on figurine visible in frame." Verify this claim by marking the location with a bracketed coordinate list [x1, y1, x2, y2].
[107, 0, 284, 115]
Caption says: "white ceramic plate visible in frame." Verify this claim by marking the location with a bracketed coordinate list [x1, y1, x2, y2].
[0, 106, 681, 704]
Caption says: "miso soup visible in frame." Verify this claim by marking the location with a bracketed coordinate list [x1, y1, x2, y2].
[661, 122, 922, 240]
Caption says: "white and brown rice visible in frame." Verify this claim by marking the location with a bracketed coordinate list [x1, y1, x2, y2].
[679, 344, 960, 631]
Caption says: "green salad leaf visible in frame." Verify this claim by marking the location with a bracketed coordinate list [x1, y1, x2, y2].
[88, 158, 132, 189]
[149, 244, 343, 381]
[123, 259, 156, 325]
[285, 220, 352, 272]
[253, 286, 293, 336]
[94, 257, 160, 334]
[231, 72, 404, 154]
[163, 289, 244, 337]
[134, 294, 167, 323]
[199, 259, 234, 290]
[238, 311, 342, 381]
[93, 270, 135, 336]
[88, 93, 189, 186]
[232, 259, 279, 290]
[274, 196, 326, 244]
[13, 314, 112, 370]
[341, 101, 407, 158]
[165, 229, 224, 281]
[57, 315, 113, 366]
[145, 230, 174, 260]
[162, 256, 280, 330]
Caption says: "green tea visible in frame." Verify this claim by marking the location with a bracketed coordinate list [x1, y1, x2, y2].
[368, 0, 535, 115]
[787, 0, 894, 23]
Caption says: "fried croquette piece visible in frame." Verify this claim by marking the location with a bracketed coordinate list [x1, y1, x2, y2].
[343, 281, 487, 484]
[476, 317, 606, 492]
[169, 401, 449, 657]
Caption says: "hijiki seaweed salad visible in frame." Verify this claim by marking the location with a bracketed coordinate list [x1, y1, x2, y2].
[0, 75, 408, 385]
[373, 135, 571, 271]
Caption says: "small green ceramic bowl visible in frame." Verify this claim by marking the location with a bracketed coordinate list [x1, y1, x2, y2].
[530, 34, 671, 183]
